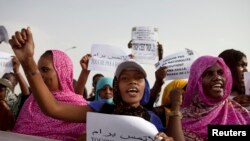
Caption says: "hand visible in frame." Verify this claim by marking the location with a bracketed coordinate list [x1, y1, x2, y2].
[155, 66, 167, 83]
[80, 54, 91, 70]
[127, 40, 132, 48]
[169, 88, 184, 110]
[155, 132, 174, 141]
[12, 56, 20, 73]
[9, 27, 35, 64]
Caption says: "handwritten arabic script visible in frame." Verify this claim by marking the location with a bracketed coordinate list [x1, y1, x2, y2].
[88, 44, 131, 72]
[87, 112, 159, 141]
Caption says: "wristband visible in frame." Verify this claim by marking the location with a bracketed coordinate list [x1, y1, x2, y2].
[167, 111, 182, 118]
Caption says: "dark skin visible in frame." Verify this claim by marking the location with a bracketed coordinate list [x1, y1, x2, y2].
[9, 27, 174, 141]
[0, 85, 15, 131]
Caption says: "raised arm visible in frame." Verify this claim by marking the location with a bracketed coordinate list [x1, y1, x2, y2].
[145, 66, 167, 109]
[9, 27, 92, 122]
[166, 88, 185, 141]
[12, 56, 30, 96]
[75, 54, 91, 96]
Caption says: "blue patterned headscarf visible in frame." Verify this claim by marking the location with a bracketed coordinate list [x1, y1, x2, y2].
[95, 77, 113, 104]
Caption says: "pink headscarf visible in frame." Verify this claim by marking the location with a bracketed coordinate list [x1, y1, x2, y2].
[13, 50, 87, 141]
[182, 55, 250, 141]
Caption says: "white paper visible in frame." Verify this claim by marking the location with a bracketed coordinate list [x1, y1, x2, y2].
[0, 51, 13, 73]
[88, 44, 131, 72]
[244, 72, 250, 95]
[155, 48, 198, 81]
[132, 27, 158, 42]
[0, 131, 57, 141]
[87, 112, 159, 141]
[131, 40, 158, 64]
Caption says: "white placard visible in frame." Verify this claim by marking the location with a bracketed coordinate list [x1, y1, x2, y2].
[87, 112, 159, 141]
[0, 51, 13, 73]
[0, 131, 57, 141]
[132, 27, 158, 42]
[88, 44, 131, 72]
[155, 48, 198, 81]
[244, 72, 250, 95]
[131, 40, 158, 64]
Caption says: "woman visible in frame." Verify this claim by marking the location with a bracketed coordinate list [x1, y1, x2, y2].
[95, 77, 113, 104]
[12, 50, 88, 141]
[182, 55, 250, 141]
[218, 49, 250, 109]
[9, 27, 181, 141]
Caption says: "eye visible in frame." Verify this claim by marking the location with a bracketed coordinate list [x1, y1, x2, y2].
[217, 69, 224, 76]
[40, 67, 50, 73]
[135, 74, 144, 80]
[119, 75, 128, 81]
[203, 70, 213, 77]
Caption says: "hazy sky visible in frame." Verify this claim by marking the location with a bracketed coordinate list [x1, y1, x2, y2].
[1, 0, 250, 94]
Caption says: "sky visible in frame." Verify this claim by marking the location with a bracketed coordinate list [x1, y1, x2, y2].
[1, 0, 250, 95]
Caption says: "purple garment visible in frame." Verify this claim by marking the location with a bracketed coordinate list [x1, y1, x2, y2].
[13, 50, 87, 141]
[182, 55, 250, 141]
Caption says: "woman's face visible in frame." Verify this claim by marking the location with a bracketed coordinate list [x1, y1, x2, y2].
[237, 56, 248, 87]
[38, 55, 60, 91]
[99, 85, 113, 99]
[118, 69, 145, 107]
[202, 63, 226, 99]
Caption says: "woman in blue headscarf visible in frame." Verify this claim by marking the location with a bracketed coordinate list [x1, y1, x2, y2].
[95, 77, 113, 104]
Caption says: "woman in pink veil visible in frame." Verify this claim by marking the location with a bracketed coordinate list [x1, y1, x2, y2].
[182, 55, 250, 141]
[13, 50, 87, 141]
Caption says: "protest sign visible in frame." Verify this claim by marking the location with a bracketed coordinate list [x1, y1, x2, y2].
[131, 27, 159, 64]
[155, 48, 198, 80]
[0, 51, 13, 73]
[87, 112, 159, 141]
[244, 72, 250, 95]
[131, 40, 158, 64]
[132, 27, 158, 42]
[88, 44, 131, 72]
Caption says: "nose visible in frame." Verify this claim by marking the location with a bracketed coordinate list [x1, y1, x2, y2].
[243, 66, 248, 72]
[129, 78, 138, 85]
[104, 87, 112, 94]
[212, 72, 223, 80]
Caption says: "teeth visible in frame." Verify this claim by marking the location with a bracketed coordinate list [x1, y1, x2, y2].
[213, 84, 221, 87]
[127, 88, 138, 92]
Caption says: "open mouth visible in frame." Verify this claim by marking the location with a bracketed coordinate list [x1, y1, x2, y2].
[211, 83, 223, 92]
[126, 87, 139, 96]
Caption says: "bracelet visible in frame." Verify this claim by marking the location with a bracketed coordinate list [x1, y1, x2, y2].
[25, 70, 40, 77]
[167, 111, 183, 118]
